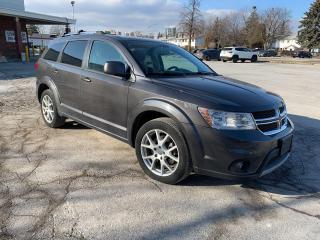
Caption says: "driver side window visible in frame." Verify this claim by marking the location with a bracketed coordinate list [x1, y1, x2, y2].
[88, 41, 126, 73]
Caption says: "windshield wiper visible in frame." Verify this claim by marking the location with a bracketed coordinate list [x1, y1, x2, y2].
[148, 71, 186, 77]
[193, 71, 215, 75]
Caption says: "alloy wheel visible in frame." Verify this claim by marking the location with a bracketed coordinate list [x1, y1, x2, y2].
[140, 129, 179, 177]
[42, 95, 54, 123]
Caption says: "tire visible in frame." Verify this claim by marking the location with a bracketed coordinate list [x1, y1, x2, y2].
[40, 89, 65, 128]
[241, 59, 245, 63]
[222, 60, 227, 62]
[135, 117, 192, 184]
[251, 55, 258, 63]
[232, 55, 239, 63]
[205, 56, 211, 61]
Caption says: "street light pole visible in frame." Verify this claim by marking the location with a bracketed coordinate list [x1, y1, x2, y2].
[71, 1, 75, 32]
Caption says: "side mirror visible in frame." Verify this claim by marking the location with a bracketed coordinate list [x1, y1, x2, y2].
[104, 61, 130, 79]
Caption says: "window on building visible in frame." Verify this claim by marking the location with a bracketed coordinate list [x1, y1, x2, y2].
[44, 42, 65, 62]
[88, 41, 126, 72]
[61, 41, 88, 67]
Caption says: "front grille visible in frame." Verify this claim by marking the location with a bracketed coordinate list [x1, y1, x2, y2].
[252, 110, 276, 119]
[252, 104, 288, 135]
[258, 122, 278, 132]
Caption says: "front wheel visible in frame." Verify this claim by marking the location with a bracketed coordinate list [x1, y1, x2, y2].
[135, 118, 192, 184]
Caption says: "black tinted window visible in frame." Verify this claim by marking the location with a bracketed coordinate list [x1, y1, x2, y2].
[88, 41, 126, 72]
[44, 42, 65, 61]
[61, 41, 88, 67]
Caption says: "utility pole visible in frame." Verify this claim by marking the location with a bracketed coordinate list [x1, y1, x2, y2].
[71, 1, 75, 32]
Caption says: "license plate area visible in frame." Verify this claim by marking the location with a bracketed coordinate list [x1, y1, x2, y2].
[279, 135, 293, 156]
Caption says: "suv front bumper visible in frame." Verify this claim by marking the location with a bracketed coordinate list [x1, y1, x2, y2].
[183, 118, 294, 180]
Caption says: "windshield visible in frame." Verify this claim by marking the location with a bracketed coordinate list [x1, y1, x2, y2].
[121, 40, 217, 77]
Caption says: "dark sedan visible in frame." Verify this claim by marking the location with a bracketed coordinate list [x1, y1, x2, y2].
[194, 49, 221, 61]
[293, 51, 313, 58]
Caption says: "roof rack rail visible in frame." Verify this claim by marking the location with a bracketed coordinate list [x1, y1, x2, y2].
[63, 30, 96, 37]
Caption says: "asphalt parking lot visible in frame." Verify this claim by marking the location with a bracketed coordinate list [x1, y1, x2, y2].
[0, 61, 320, 240]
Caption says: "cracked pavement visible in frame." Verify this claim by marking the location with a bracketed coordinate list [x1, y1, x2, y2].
[0, 62, 320, 239]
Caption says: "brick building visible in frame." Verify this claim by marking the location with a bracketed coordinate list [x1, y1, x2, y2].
[0, 0, 75, 61]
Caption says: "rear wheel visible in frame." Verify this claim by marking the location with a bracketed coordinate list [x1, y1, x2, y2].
[222, 59, 227, 62]
[41, 89, 65, 128]
[251, 55, 258, 62]
[232, 55, 239, 63]
[135, 118, 192, 184]
[205, 56, 211, 61]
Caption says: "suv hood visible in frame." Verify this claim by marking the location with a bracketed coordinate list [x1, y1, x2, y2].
[152, 75, 282, 110]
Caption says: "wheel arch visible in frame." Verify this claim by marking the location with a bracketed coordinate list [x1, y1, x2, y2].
[37, 77, 62, 113]
[128, 99, 191, 147]
[127, 99, 204, 171]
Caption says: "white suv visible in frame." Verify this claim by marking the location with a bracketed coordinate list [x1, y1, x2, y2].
[220, 47, 258, 63]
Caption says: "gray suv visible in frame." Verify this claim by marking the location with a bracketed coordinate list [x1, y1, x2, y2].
[36, 34, 294, 184]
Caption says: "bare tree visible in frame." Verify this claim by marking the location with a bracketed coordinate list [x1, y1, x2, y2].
[262, 8, 291, 49]
[205, 17, 229, 48]
[180, 0, 203, 51]
[225, 12, 247, 46]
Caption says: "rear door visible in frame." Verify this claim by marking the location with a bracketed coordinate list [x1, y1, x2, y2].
[55, 40, 88, 118]
[42, 41, 66, 88]
[79, 40, 130, 139]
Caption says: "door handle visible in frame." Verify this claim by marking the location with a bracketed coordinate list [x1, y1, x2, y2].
[81, 77, 91, 82]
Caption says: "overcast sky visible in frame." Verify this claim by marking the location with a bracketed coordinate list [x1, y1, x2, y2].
[24, 0, 313, 34]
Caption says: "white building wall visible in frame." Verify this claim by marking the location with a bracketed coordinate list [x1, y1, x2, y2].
[0, 0, 25, 11]
[273, 38, 301, 51]
[162, 38, 196, 48]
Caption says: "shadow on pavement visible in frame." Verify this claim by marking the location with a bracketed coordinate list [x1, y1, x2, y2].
[0, 62, 35, 80]
[61, 120, 90, 130]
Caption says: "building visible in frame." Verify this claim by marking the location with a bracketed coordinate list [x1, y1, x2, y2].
[28, 33, 57, 48]
[0, 0, 75, 61]
[272, 35, 301, 51]
[165, 27, 176, 38]
[161, 35, 205, 49]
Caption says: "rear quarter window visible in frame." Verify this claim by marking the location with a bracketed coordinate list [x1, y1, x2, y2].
[43, 42, 65, 61]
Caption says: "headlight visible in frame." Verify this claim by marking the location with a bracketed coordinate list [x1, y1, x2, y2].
[198, 107, 256, 130]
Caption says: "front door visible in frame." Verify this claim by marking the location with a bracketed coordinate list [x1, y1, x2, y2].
[80, 40, 130, 139]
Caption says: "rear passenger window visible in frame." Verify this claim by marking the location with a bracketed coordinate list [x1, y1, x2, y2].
[44, 42, 65, 61]
[61, 41, 88, 67]
[88, 41, 126, 73]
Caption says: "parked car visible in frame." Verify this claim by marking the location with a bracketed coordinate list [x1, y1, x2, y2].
[220, 47, 258, 63]
[35, 34, 294, 184]
[253, 48, 263, 55]
[194, 48, 221, 61]
[293, 51, 312, 58]
[260, 50, 277, 57]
